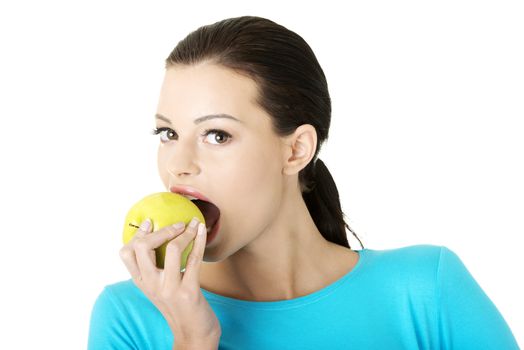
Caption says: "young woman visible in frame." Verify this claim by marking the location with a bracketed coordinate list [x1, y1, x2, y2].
[88, 16, 519, 349]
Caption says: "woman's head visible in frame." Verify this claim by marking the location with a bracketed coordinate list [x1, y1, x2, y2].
[156, 16, 363, 259]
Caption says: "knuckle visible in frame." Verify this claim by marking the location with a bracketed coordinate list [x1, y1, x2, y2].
[177, 289, 197, 303]
[164, 226, 178, 235]
[166, 240, 182, 255]
[186, 255, 198, 267]
[134, 238, 149, 250]
[119, 247, 132, 260]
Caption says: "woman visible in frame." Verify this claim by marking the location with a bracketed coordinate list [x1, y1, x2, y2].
[88, 16, 519, 349]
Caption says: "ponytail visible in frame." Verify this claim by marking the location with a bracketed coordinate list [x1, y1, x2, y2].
[301, 158, 364, 250]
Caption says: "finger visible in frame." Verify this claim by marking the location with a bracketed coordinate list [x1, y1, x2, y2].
[163, 218, 201, 289]
[182, 222, 207, 286]
[133, 218, 156, 262]
[120, 219, 152, 282]
[134, 218, 153, 239]
[134, 226, 181, 280]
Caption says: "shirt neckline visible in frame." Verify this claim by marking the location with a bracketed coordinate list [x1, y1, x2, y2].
[200, 248, 369, 310]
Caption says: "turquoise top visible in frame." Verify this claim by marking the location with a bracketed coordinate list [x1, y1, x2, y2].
[88, 245, 519, 349]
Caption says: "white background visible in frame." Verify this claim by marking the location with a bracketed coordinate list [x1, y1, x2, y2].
[0, 0, 522, 348]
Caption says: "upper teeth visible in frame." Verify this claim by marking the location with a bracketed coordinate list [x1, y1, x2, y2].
[182, 194, 199, 201]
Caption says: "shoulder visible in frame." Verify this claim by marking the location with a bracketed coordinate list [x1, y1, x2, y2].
[96, 278, 141, 302]
[89, 279, 173, 348]
[90, 279, 167, 333]
[360, 244, 456, 294]
[363, 244, 447, 271]
[92, 278, 158, 317]
[102, 278, 142, 297]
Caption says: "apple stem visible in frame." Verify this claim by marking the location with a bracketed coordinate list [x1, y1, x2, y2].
[129, 223, 140, 229]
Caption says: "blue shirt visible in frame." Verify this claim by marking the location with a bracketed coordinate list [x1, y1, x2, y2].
[88, 245, 519, 349]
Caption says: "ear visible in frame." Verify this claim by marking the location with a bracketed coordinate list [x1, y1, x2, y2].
[281, 124, 317, 176]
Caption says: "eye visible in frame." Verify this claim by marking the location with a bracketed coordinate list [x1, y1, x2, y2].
[151, 127, 232, 145]
[202, 129, 232, 145]
[151, 127, 177, 143]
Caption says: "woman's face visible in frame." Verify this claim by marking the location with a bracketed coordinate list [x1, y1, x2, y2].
[155, 62, 289, 261]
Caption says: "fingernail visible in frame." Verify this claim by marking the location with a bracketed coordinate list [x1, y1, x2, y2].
[172, 222, 185, 230]
[140, 218, 151, 231]
[189, 217, 199, 229]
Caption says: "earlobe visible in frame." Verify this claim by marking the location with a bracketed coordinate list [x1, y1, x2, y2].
[282, 124, 317, 175]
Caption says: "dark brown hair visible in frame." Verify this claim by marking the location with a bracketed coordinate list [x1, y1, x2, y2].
[165, 16, 364, 249]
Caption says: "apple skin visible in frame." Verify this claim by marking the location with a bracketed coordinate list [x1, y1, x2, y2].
[122, 192, 206, 270]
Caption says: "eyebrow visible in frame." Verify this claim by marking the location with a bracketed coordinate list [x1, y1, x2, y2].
[155, 113, 242, 125]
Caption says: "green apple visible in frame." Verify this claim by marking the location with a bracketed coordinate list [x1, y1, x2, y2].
[122, 192, 206, 270]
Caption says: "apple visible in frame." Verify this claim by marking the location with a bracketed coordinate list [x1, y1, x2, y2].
[122, 192, 206, 270]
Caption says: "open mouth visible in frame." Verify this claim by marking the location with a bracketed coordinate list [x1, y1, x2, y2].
[191, 199, 221, 234]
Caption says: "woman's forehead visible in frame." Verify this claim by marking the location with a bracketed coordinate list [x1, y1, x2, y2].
[163, 63, 259, 99]
[157, 64, 264, 123]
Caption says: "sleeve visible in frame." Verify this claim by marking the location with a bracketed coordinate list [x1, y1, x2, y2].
[436, 246, 520, 349]
[87, 286, 137, 350]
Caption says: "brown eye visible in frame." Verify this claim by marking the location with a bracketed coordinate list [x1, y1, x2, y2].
[152, 127, 177, 142]
[163, 129, 176, 141]
[203, 129, 232, 145]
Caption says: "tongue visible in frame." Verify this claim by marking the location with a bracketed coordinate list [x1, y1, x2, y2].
[192, 199, 220, 228]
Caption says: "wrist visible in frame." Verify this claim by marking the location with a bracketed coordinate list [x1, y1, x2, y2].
[173, 337, 220, 350]
[170, 320, 221, 350]
[173, 332, 221, 350]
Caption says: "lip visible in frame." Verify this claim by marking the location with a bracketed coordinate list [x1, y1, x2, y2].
[170, 185, 221, 244]
[170, 185, 214, 204]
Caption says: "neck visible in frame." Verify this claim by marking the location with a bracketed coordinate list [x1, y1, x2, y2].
[198, 187, 358, 301]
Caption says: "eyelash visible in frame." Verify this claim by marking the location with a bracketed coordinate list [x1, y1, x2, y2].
[151, 127, 233, 145]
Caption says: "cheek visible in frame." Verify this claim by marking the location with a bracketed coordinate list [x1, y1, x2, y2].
[225, 144, 281, 198]
[157, 147, 170, 189]
[219, 149, 283, 232]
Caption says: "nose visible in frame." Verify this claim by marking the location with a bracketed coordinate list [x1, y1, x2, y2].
[165, 140, 200, 178]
